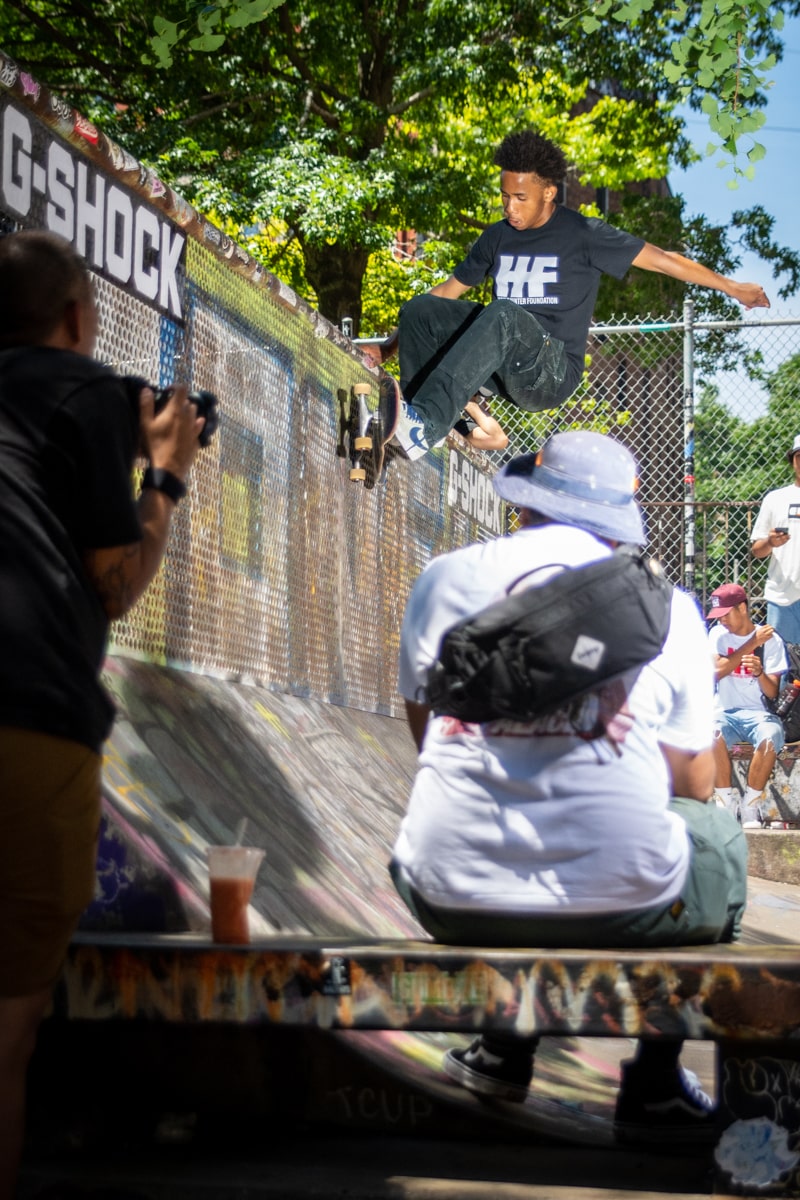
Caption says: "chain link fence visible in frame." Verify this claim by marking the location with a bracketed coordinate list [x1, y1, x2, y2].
[0, 58, 499, 721]
[489, 303, 800, 609]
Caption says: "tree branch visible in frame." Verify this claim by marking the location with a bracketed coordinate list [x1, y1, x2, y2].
[388, 85, 436, 116]
[3, 0, 128, 80]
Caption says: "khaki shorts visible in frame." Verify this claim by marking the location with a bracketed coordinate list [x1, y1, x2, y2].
[0, 728, 101, 997]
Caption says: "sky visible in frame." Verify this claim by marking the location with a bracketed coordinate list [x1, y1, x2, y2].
[667, 15, 800, 419]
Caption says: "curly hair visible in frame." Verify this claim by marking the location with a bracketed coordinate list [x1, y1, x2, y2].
[493, 131, 567, 186]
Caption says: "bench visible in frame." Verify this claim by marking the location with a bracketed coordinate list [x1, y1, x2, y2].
[728, 742, 800, 828]
[47, 931, 800, 1197]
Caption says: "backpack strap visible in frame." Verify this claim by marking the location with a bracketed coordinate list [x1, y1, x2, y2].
[505, 564, 569, 597]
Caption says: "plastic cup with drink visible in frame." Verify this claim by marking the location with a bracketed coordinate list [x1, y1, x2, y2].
[207, 840, 264, 944]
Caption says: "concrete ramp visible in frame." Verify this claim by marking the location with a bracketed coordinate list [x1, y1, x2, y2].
[86, 653, 422, 940]
[60, 652, 669, 1154]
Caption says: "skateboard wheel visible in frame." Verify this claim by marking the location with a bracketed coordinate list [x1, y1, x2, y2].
[353, 383, 371, 396]
[354, 436, 373, 451]
[350, 467, 366, 481]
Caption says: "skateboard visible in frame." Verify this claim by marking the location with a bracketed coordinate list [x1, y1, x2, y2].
[346, 375, 401, 489]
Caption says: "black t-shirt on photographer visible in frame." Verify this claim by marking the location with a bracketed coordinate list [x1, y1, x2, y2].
[0, 346, 141, 751]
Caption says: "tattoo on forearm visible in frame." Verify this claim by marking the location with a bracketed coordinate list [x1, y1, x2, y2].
[85, 544, 137, 615]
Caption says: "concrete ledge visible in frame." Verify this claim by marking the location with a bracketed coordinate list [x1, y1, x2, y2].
[745, 829, 800, 886]
[55, 933, 800, 1041]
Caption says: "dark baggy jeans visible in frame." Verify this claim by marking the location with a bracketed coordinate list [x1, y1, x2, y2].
[398, 293, 570, 445]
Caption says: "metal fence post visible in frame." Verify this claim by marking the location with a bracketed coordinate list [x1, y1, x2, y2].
[682, 298, 696, 595]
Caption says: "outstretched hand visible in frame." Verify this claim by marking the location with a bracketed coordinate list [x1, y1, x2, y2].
[730, 282, 770, 310]
[360, 328, 399, 367]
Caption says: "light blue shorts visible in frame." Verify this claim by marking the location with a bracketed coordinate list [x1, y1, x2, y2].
[715, 707, 785, 754]
[767, 599, 800, 647]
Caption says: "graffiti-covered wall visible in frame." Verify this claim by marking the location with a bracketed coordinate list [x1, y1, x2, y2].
[0, 53, 501, 718]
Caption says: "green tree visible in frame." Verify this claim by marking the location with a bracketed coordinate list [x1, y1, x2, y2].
[141, 0, 799, 183]
[2, 0, 798, 328]
[694, 354, 800, 595]
[578, 0, 798, 183]
[696, 353, 800, 504]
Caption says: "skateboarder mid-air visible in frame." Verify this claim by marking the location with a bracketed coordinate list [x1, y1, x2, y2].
[367, 129, 770, 461]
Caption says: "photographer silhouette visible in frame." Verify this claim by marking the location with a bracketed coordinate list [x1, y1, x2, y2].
[0, 229, 205, 1199]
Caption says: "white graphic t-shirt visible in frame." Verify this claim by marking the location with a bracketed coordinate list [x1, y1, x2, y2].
[394, 524, 713, 916]
[751, 484, 800, 605]
[708, 623, 788, 713]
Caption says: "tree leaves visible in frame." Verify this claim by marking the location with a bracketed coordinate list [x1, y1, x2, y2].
[146, 0, 284, 66]
[580, 0, 787, 184]
[2, 0, 796, 326]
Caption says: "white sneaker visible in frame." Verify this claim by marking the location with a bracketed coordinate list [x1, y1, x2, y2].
[714, 793, 740, 821]
[392, 399, 430, 461]
[741, 803, 763, 829]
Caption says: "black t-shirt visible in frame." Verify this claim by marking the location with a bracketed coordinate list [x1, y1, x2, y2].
[0, 347, 141, 751]
[454, 207, 644, 393]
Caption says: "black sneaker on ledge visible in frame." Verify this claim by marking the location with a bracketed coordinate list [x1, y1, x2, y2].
[443, 1036, 533, 1103]
[614, 1060, 718, 1145]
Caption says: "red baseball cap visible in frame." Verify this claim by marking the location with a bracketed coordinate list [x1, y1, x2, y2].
[706, 583, 747, 619]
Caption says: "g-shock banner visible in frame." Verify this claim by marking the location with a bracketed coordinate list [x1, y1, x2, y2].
[447, 446, 504, 536]
[0, 98, 186, 322]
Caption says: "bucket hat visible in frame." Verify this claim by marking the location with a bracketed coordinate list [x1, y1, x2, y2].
[492, 431, 645, 545]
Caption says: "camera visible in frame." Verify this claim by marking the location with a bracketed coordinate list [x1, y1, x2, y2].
[123, 375, 219, 448]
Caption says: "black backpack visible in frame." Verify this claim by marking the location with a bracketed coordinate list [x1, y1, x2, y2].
[424, 545, 673, 724]
[759, 640, 800, 743]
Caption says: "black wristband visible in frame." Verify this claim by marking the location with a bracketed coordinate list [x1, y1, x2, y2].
[141, 466, 187, 504]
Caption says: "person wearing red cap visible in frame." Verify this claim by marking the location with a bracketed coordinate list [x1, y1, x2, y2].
[706, 583, 787, 827]
[751, 437, 800, 645]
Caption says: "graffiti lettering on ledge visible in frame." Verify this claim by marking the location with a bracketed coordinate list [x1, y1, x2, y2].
[391, 969, 490, 1009]
[327, 1085, 434, 1127]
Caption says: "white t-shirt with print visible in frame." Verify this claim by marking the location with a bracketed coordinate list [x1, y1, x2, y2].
[394, 524, 714, 917]
[752, 484, 800, 605]
[708, 623, 788, 713]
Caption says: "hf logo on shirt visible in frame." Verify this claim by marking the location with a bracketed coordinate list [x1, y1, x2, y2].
[495, 255, 559, 301]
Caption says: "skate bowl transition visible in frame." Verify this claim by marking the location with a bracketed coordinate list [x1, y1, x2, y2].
[8, 53, 800, 1187]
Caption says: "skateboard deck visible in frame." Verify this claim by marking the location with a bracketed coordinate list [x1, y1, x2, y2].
[347, 375, 401, 488]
